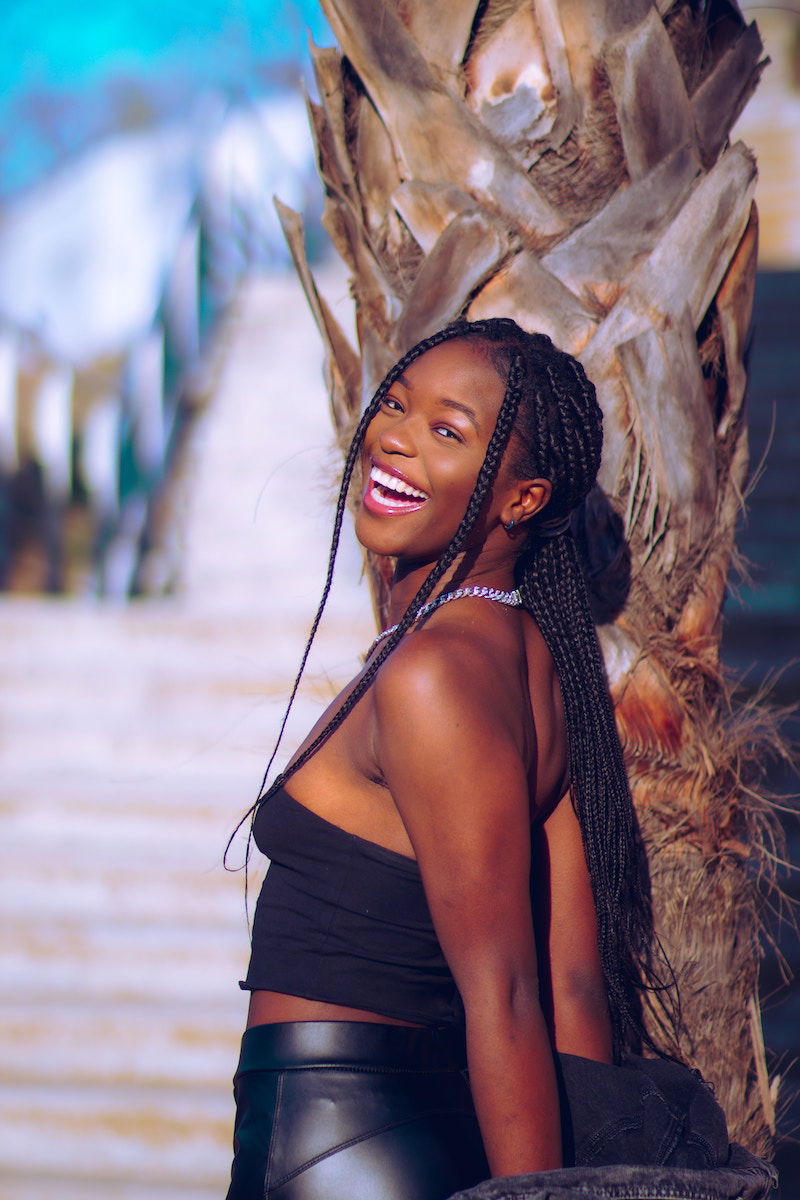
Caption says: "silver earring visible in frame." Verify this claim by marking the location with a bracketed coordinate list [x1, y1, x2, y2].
[504, 518, 516, 532]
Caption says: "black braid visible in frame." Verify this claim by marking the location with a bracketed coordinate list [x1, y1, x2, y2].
[250, 327, 458, 806]
[518, 535, 672, 1057]
[232, 317, 678, 1059]
[262, 345, 526, 792]
[225, 320, 513, 862]
[482, 328, 678, 1058]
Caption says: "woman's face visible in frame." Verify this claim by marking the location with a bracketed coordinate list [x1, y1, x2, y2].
[355, 338, 513, 564]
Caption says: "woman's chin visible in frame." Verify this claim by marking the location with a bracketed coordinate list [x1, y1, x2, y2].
[354, 511, 440, 564]
[354, 518, 405, 559]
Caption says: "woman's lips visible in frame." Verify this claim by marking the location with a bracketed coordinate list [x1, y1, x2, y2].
[363, 464, 429, 515]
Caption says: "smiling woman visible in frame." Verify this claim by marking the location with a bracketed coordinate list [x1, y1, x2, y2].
[357, 340, 514, 557]
[225, 318, 732, 1200]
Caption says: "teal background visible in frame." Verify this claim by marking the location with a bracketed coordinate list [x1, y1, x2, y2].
[0, 0, 332, 196]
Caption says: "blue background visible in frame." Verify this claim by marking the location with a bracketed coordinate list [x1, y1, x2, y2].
[0, 0, 331, 196]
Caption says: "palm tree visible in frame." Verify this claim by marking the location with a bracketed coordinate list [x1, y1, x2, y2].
[278, 0, 778, 1153]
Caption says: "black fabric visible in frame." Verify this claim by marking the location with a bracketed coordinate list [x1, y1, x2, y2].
[241, 788, 463, 1026]
[555, 1052, 729, 1170]
[225, 1021, 489, 1200]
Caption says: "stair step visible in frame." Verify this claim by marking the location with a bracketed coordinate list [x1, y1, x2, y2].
[0, 1081, 232, 1189]
[0, 1176, 221, 1200]
[1, 912, 250, 999]
[0, 853, 263, 924]
[0, 998, 244, 1089]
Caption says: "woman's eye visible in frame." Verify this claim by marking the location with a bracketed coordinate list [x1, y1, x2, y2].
[434, 425, 463, 442]
[383, 396, 403, 412]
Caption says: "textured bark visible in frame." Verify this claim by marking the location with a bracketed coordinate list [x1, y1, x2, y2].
[281, 0, 778, 1153]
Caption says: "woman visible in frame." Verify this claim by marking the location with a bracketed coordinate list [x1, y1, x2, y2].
[225, 319, 711, 1199]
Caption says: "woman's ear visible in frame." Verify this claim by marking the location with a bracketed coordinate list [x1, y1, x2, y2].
[501, 479, 552, 531]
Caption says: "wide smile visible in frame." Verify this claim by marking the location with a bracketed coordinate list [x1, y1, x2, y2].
[363, 463, 429, 515]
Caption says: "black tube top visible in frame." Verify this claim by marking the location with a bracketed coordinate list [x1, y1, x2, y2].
[240, 787, 463, 1027]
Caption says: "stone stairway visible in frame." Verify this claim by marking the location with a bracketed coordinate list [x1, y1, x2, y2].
[0, 270, 374, 1199]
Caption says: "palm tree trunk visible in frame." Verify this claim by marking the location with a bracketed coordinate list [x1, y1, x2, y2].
[278, 0, 779, 1153]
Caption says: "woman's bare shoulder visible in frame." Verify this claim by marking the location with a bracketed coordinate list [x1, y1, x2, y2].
[371, 622, 533, 861]
[373, 617, 513, 718]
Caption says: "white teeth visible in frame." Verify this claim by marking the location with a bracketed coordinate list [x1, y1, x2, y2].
[370, 465, 427, 500]
[373, 491, 417, 509]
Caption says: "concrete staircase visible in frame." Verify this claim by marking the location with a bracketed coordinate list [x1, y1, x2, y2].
[0, 270, 374, 1198]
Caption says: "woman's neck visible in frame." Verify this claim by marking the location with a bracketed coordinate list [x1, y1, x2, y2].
[388, 547, 518, 626]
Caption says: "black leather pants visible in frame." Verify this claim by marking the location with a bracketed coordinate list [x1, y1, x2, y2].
[225, 1021, 489, 1200]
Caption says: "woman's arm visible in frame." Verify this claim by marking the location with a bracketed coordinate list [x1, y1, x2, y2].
[374, 633, 562, 1177]
[534, 792, 613, 1063]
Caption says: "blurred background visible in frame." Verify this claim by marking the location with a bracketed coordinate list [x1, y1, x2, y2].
[0, 1, 797, 1197]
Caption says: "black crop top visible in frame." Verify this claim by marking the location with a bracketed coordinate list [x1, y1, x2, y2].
[240, 788, 463, 1027]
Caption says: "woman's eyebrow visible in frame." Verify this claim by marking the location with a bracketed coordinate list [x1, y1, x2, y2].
[395, 373, 481, 432]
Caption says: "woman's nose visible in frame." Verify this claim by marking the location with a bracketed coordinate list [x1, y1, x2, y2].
[378, 416, 416, 456]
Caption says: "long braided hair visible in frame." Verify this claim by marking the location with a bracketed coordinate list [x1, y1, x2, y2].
[236, 317, 676, 1060]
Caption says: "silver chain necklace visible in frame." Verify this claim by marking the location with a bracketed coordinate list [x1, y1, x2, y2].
[366, 585, 523, 659]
